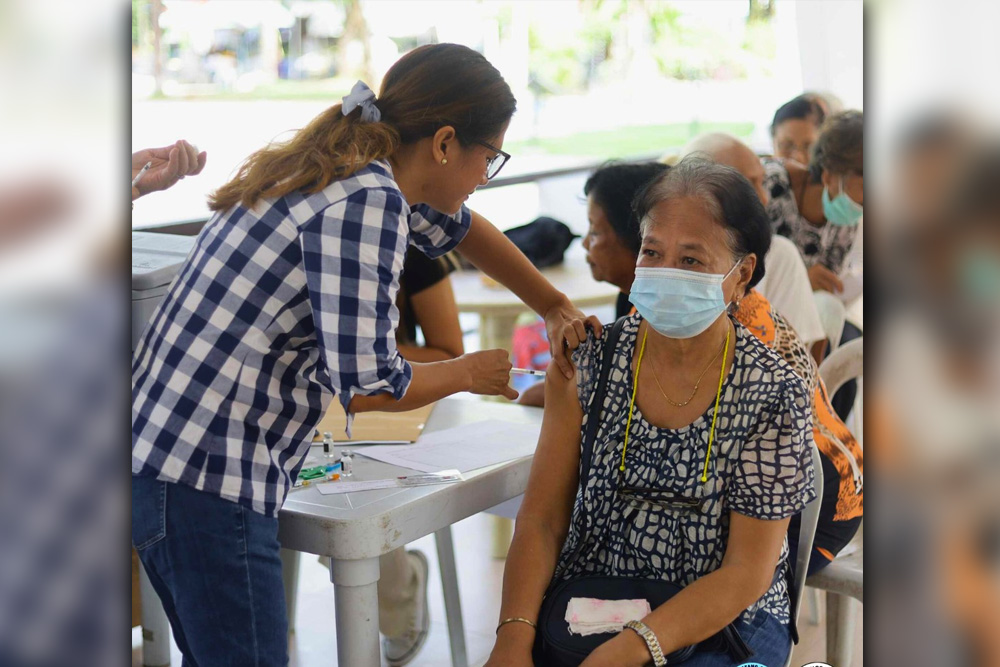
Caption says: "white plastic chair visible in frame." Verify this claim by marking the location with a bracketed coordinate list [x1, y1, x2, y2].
[813, 290, 847, 353]
[808, 533, 863, 667]
[807, 337, 864, 667]
[784, 445, 824, 667]
[819, 337, 864, 444]
[819, 338, 863, 397]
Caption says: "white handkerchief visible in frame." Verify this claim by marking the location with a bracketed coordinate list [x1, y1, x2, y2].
[565, 597, 652, 636]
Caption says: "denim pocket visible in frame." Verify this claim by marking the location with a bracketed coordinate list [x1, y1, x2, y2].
[131, 475, 167, 550]
[733, 609, 789, 661]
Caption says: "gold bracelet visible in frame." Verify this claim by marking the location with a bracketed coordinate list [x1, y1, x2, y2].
[496, 617, 537, 634]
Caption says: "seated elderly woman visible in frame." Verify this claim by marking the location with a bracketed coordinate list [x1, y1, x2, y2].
[485, 157, 816, 667]
[523, 160, 863, 576]
[770, 94, 827, 168]
[764, 110, 864, 295]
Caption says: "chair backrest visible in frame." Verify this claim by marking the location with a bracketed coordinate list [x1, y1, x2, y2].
[813, 290, 847, 352]
[818, 337, 863, 396]
[790, 444, 824, 630]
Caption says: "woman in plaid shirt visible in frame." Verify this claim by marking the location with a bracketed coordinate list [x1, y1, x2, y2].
[132, 43, 600, 665]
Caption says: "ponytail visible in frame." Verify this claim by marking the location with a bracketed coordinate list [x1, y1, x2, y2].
[208, 105, 399, 212]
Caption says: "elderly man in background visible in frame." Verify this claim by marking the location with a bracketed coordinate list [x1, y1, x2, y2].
[676, 133, 827, 355]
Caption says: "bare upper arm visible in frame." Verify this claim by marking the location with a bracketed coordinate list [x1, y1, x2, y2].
[408, 277, 464, 359]
[516, 360, 585, 541]
[721, 511, 791, 599]
[785, 160, 825, 223]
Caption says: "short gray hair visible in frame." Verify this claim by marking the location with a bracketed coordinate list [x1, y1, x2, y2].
[633, 156, 772, 288]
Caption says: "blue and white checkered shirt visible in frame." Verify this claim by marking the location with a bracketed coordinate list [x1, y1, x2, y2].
[131, 160, 471, 516]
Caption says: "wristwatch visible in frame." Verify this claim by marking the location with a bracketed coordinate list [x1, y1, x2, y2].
[624, 619, 667, 666]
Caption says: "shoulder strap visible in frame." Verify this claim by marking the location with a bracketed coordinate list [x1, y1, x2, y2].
[579, 316, 629, 492]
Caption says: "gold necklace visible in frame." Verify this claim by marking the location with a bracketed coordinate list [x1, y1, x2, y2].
[647, 326, 728, 407]
[619, 326, 731, 483]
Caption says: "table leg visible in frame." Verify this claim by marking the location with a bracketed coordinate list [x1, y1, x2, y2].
[329, 556, 381, 666]
[479, 311, 523, 558]
[280, 548, 301, 634]
[490, 516, 514, 559]
[434, 527, 468, 667]
[479, 314, 519, 355]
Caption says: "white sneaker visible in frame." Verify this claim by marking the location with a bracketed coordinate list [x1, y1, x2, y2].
[382, 550, 430, 667]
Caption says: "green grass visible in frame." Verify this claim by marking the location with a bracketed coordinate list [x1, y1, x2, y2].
[150, 78, 755, 160]
[504, 122, 755, 158]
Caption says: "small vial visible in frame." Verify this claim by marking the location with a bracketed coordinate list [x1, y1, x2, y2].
[322, 432, 336, 458]
[340, 449, 354, 478]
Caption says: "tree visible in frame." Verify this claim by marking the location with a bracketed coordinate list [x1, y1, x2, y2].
[336, 0, 372, 84]
[151, 0, 164, 95]
[748, 0, 776, 25]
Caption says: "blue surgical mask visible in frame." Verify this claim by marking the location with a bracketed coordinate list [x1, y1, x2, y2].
[630, 259, 743, 339]
[959, 246, 1000, 304]
[822, 176, 863, 227]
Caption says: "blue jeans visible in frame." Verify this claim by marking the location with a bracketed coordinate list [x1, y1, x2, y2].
[132, 475, 288, 666]
[681, 610, 791, 667]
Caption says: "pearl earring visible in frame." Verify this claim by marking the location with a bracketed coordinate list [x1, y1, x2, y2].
[441, 158, 448, 165]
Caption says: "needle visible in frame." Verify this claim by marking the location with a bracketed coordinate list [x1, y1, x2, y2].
[510, 367, 545, 377]
[132, 161, 152, 188]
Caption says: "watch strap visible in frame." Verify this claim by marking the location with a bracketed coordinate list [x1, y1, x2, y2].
[624, 619, 667, 666]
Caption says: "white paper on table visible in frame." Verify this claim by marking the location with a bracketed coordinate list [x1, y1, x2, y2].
[355, 420, 541, 473]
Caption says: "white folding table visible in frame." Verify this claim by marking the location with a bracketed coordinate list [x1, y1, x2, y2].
[277, 397, 543, 666]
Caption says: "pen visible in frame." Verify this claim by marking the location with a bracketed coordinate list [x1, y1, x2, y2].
[132, 161, 152, 188]
[510, 367, 545, 377]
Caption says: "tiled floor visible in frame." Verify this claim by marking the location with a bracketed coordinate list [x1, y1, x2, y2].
[132, 510, 862, 666]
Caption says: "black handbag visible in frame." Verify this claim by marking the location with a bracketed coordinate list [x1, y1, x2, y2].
[536, 576, 697, 666]
[532, 316, 753, 666]
[503, 216, 580, 269]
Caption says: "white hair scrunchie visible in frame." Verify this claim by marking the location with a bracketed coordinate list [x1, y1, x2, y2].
[341, 80, 381, 123]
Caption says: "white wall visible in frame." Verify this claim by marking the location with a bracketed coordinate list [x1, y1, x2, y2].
[794, 0, 864, 109]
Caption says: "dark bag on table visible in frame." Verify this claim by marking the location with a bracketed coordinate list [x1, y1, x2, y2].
[532, 316, 754, 666]
[503, 216, 579, 269]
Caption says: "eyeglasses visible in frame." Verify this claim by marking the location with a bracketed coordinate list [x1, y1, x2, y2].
[473, 139, 511, 180]
[618, 485, 706, 513]
[776, 140, 812, 156]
